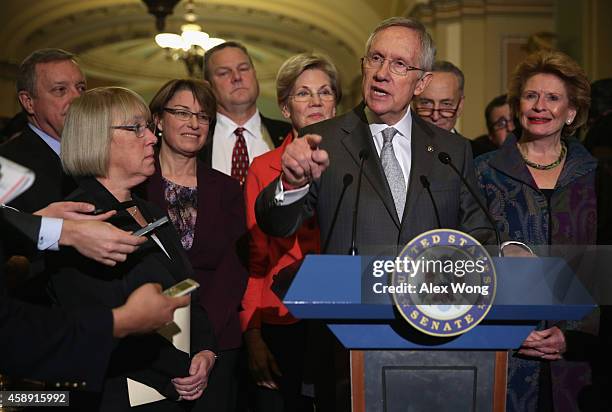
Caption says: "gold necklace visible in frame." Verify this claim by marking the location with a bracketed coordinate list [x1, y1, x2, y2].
[519, 141, 567, 170]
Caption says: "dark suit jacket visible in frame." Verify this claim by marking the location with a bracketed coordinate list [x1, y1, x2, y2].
[0, 126, 76, 303]
[470, 135, 498, 158]
[0, 125, 75, 212]
[46, 177, 216, 405]
[143, 157, 248, 351]
[0, 208, 113, 389]
[198, 113, 291, 167]
[256, 104, 495, 255]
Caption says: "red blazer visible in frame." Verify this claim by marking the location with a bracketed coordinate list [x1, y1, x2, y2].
[241, 133, 320, 331]
[144, 157, 248, 350]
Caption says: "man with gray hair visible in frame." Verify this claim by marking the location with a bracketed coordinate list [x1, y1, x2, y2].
[255, 17, 492, 411]
[412, 60, 465, 133]
[1, 48, 84, 212]
[256, 17, 493, 252]
[254, 19, 494, 410]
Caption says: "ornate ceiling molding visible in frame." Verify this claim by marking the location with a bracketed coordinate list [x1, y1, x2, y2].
[411, 0, 553, 23]
[0, 0, 391, 108]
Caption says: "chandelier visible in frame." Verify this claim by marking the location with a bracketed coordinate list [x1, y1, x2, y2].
[143, 0, 224, 78]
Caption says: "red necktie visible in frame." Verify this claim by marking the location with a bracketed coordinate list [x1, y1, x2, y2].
[231, 127, 249, 185]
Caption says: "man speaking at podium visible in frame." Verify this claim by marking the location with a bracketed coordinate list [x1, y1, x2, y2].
[254, 17, 495, 412]
[255, 17, 494, 255]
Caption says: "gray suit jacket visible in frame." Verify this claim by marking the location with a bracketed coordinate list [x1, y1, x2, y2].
[256, 104, 495, 255]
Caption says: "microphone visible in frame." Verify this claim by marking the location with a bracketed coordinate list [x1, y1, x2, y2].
[437, 152, 502, 256]
[322, 173, 353, 253]
[419, 175, 441, 229]
[348, 149, 369, 255]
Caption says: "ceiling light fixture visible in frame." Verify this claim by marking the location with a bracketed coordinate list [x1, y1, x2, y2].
[144, 0, 224, 77]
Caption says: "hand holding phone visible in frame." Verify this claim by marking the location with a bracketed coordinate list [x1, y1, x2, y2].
[162, 278, 200, 297]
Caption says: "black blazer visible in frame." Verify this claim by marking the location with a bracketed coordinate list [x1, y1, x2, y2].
[0, 126, 76, 299]
[0, 125, 76, 212]
[198, 113, 291, 167]
[46, 177, 216, 406]
[0, 208, 113, 389]
[256, 104, 495, 255]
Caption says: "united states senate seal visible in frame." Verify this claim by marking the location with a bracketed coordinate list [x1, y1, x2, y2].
[390, 229, 496, 337]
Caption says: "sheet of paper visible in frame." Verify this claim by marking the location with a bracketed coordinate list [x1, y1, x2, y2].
[0, 156, 35, 204]
[126, 378, 166, 407]
[127, 304, 191, 407]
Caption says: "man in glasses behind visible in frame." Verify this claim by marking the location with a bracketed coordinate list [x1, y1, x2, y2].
[471, 94, 517, 157]
[412, 60, 465, 134]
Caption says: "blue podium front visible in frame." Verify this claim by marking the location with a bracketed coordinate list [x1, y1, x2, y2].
[281, 255, 595, 412]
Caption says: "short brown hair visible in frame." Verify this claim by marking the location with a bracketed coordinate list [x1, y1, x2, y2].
[203, 41, 253, 82]
[62, 87, 149, 177]
[276, 53, 342, 108]
[17, 48, 79, 97]
[365, 17, 436, 72]
[508, 50, 590, 137]
[149, 79, 216, 124]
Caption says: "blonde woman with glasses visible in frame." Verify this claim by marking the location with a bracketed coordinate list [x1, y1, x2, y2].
[52, 86, 216, 411]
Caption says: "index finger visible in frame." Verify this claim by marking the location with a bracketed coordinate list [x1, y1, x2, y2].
[113, 228, 148, 245]
[63, 201, 96, 213]
[521, 338, 555, 350]
[524, 330, 546, 341]
[304, 134, 323, 148]
[67, 209, 117, 221]
[82, 210, 117, 221]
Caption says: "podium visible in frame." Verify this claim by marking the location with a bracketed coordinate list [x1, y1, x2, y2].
[280, 255, 596, 412]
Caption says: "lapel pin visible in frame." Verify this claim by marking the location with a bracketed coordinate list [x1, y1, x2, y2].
[426, 145, 434, 152]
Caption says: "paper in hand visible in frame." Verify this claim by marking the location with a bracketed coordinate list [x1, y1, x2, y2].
[0, 156, 35, 205]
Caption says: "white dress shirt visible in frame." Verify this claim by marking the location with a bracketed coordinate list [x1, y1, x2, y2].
[24, 124, 62, 250]
[29, 123, 60, 156]
[365, 106, 413, 187]
[211, 110, 276, 176]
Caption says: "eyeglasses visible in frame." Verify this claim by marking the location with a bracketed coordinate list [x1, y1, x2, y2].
[110, 122, 153, 138]
[415, 101, 461, 119]
[362, 54, 425, 76]
[163, 108, 211, 124]
[289, 89, 335, 103]
[491, 117, 514, 131]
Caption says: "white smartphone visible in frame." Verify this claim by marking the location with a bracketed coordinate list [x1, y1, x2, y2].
[162, 278, 200, 297]
[133, 216, 169, 237]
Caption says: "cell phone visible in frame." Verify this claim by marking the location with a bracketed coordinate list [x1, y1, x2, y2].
[90, 200, 137, 215]
[133, 216, 169, 237]
[162, 278, 200, 297]
[91, 207, 111, 215]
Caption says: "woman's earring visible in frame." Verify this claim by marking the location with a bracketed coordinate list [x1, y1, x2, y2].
[281, 105, 291, 119]
[154, 123, 162, 138]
